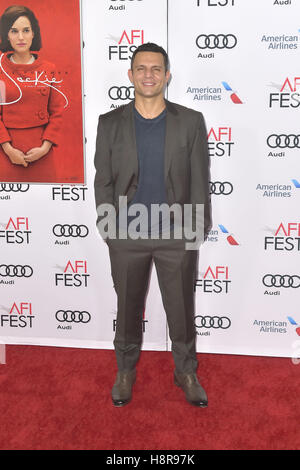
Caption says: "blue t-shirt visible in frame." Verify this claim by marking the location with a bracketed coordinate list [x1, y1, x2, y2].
[119, 107, 168, 237]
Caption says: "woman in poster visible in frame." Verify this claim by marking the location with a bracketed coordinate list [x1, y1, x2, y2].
[0, 5, 67, 183]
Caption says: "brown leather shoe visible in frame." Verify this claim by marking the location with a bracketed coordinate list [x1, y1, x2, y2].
[111, 369, 136, 407]
[174, 371, 208, 407]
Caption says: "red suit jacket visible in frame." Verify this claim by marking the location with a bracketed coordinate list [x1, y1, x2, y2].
[0, 52, 66, 146]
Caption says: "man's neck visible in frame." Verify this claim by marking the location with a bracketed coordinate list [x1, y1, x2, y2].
[134, 96, 166, 119]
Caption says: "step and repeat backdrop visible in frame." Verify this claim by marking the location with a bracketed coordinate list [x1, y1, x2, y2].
[0, 0, 299, 359]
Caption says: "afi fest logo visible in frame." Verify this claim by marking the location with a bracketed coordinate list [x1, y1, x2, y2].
[0, 217, 31, 244]
[0, 302, 34, 328]
[52, 186, 88, 201]
[264, 222, 300, 251]
[108, 29, 144, 61]
[55, 260, 90, 287]
[208, 127, 234, 157]
[269, 77, 300, 108]
[195, 266, 231, 293]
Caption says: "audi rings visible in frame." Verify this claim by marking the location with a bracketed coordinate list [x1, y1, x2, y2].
[267, 134, 300, 149]
[262, 274, 300, 288]
[194, 315, 231, 329]
[210, 181, 233, 195]
[0, 183, 30, 192]
[55, 310, 91, 324]
[196, 34, 237, 50]
[109, 86, 135, 101]
[0, 264, 33, 278]
[52, 224, 89, 238]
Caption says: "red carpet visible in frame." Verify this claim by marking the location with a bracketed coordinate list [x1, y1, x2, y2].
[0, 345, 299, 450]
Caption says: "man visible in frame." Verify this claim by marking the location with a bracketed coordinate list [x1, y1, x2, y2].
[94, 43, 212, 408]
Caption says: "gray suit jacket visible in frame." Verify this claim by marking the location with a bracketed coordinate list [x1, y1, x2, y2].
[94, 99, 212, 239]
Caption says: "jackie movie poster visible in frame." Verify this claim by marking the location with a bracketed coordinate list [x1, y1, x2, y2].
[0, 0, 84, 184]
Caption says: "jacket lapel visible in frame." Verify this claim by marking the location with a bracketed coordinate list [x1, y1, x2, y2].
[121, 101, 139, 178]
[164, 100, 179, 182]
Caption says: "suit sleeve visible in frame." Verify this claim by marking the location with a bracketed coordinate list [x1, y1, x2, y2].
[42, 66, 65, 146]
[190, 112, 212, 241]
[94, 116, 115, 235]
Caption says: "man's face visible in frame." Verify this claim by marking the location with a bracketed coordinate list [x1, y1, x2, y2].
[128, 51, 170, 99]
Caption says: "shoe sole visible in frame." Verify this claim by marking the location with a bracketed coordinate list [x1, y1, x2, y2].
[112, 399, 131, 407]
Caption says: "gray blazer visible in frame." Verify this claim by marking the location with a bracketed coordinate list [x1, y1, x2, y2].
[94, 99, 212, 238]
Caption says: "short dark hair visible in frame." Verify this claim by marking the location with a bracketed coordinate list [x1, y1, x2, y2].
[0, 5, 42, 52]
[131, 42, 169, 72]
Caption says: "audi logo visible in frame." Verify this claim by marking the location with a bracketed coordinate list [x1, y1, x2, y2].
[196, 34, 237, 50]
[52, 224, 89, 238]
[108, 86, 135, 101]
[195, 315, 231, 329]
[0, 264, 33, 278]
[267, 134, 300, 149]
[210, 181, 233, 195]
[0, 183, 30, 192]
[262, 274, 300, 289]
[55, 310, 91, 324]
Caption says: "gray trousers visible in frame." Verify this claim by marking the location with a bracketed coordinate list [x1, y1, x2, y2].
[107, 236, 198, 374]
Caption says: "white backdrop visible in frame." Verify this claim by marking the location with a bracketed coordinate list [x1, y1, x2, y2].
[0, 0, 299, 359]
